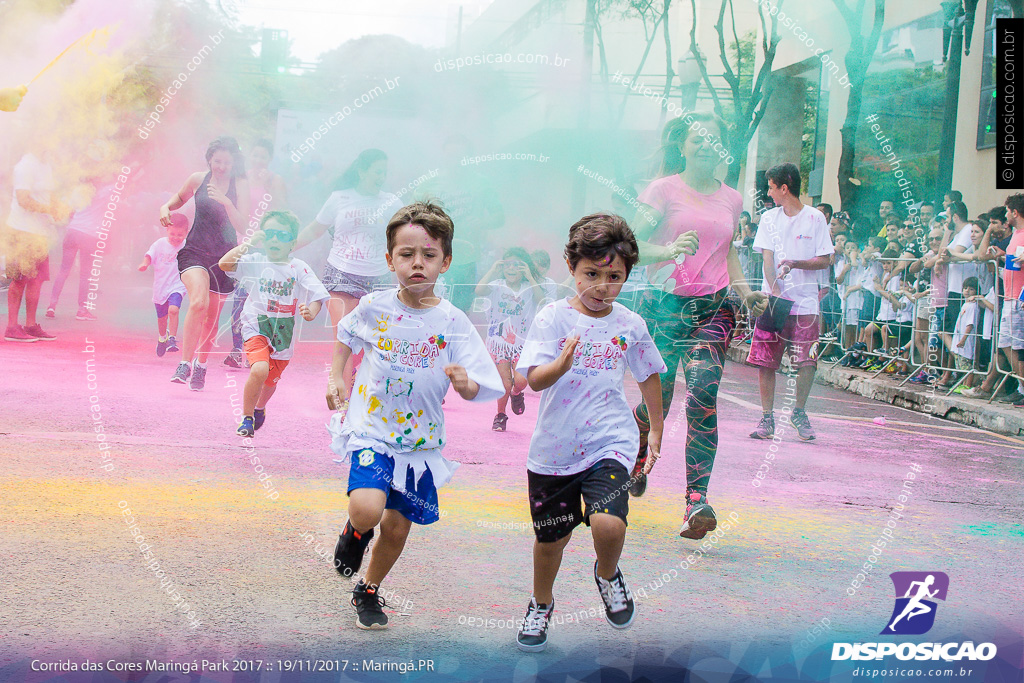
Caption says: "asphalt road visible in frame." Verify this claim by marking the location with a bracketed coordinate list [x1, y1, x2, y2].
[1, 323, 1021, 681]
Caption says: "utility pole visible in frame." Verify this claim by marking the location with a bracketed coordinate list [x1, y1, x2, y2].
[936, 1, 965, 198]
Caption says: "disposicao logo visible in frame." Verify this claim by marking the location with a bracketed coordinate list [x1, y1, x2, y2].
[882, 571, 948, 635]
[831, 572, 997, 662]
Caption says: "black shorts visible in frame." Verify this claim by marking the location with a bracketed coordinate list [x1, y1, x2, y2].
[527, 459, 630, 543]
[885, 321, 912, 348]
[178, 245, 235, 295]
[942, 293, 963, 334]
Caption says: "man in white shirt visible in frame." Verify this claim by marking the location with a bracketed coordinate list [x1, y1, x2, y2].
[747, 163, 834, 442]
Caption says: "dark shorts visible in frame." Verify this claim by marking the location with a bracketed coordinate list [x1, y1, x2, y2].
[942, 293, 963, 334]
[527, 459, 630, 543]
[858, 292, 876, 328]
[177, 245, 235, 295]
[347, 448, 441, 525]
[885, 321, 912, 348]
[154, 291, 184, 317]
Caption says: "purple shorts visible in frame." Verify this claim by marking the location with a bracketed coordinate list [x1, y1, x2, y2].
[747, 314, 820, 369]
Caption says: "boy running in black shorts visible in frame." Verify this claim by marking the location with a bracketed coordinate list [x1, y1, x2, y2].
[514, 214, 666, 651]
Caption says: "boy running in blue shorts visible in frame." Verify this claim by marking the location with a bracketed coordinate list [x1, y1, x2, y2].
[326, 201, 504, 630]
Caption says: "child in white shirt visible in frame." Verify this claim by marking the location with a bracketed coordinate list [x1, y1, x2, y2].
[476, 247, 547, 431]
[138, 213, 189, 357]
[326, 201, 504, 630]
[513, 214, 667, 652]
[952, 277, 980, 389]
[219, 211, 330, 436]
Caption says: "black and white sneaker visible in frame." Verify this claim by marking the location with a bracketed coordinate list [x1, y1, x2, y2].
[334, 521, 374, 578]
[351, 581, 388, 629]
[594, 561, 635, 629]
[171, 361, 191, 384]
[516, 597, 554, 652]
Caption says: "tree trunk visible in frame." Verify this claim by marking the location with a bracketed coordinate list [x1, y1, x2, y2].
[836, 80, 863, 211]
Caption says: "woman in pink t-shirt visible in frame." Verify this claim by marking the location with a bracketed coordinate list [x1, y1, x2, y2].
[628, 113, 766, 540]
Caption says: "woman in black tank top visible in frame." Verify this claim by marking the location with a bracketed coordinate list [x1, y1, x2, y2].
[160, 137, 249, 391]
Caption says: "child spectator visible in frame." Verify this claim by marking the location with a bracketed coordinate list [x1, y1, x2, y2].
[326, 201, 504, 630]
[840, 241, 864, 353]
[860, 247, 901, 363]
[951, 277, 980, 390]
[138, 214, 189, 356]
[219, 211, 330, 436]
[476, 247, 546, 431]
[514, 214, 666, 652]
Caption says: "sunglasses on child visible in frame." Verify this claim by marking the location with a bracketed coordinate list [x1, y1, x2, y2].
[263, 229, 295, 243]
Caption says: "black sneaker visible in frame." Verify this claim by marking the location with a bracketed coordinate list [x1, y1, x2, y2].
[223, 349, 244, 368]
[189, 363, 207, 391]
[679, 490, 717, 540]
[334, 521, 374, 579]
[594, 561, 635, 629]
[171, 361, 191, 384]
[516, 597, 554, 652]
[492, 413, 508, 432]
[351, 581, 388, 630]
[253, 407, 266, 431]
[166, 335, 179, 352]
[156, 338, 168, 357]
[510, 392, 526, 415]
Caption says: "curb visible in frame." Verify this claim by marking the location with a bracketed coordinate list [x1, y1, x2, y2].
[725, 343, 1024, 438]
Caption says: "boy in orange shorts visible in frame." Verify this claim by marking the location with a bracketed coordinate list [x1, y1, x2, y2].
[219, 211, 330, 436]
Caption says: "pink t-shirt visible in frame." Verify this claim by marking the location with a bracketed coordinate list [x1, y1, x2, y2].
[1004, 229, 1024, 301]
[638, 175, 742, 296]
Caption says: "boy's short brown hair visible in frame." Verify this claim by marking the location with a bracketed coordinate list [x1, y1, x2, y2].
[564, 213, 639, 276]
[386, 200, 454, 258]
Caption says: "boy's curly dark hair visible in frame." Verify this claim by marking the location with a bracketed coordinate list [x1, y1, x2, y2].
[564, 214, 639, 276]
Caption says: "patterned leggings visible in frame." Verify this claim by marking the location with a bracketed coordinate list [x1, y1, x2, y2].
[634, 288, 735, 494]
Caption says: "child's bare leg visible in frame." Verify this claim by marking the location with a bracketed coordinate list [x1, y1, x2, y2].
[243, 362, 269, 416]
[511, 369, 528, 396]
[363, 509, 413, 586]
[157, 314, 168, 338]
[348, 488, 387, 534]
[255, 382, 277, 410]
[590, 513, 626, 580]
[496, 360, 513, 413]
[168, 305, 180, 337]
[533, 533, 572, 604]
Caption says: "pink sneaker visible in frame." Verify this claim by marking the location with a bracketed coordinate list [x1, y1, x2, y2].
[4, 325, 38, 342]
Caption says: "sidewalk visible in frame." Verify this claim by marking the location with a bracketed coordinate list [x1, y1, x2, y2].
[726, 342, 1024, 437]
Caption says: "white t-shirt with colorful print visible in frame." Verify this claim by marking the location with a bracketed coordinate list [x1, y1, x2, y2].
[228, 253, 330, 360]
[484, 278, 539, 357]
[516, 299, 667, 476]
[330, 288, 505, 490]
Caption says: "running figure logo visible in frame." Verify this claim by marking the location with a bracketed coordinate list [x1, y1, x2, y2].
[881, 571, 949, 635]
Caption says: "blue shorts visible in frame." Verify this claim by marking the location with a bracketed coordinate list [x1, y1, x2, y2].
[347, 449, 441, 525]
[155, 292, 184, 318]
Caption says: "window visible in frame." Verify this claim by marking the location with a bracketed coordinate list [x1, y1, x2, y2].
[978, 0, 1015, 149]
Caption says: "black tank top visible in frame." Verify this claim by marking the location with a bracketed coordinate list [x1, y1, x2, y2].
[187, 172, 237, 256]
